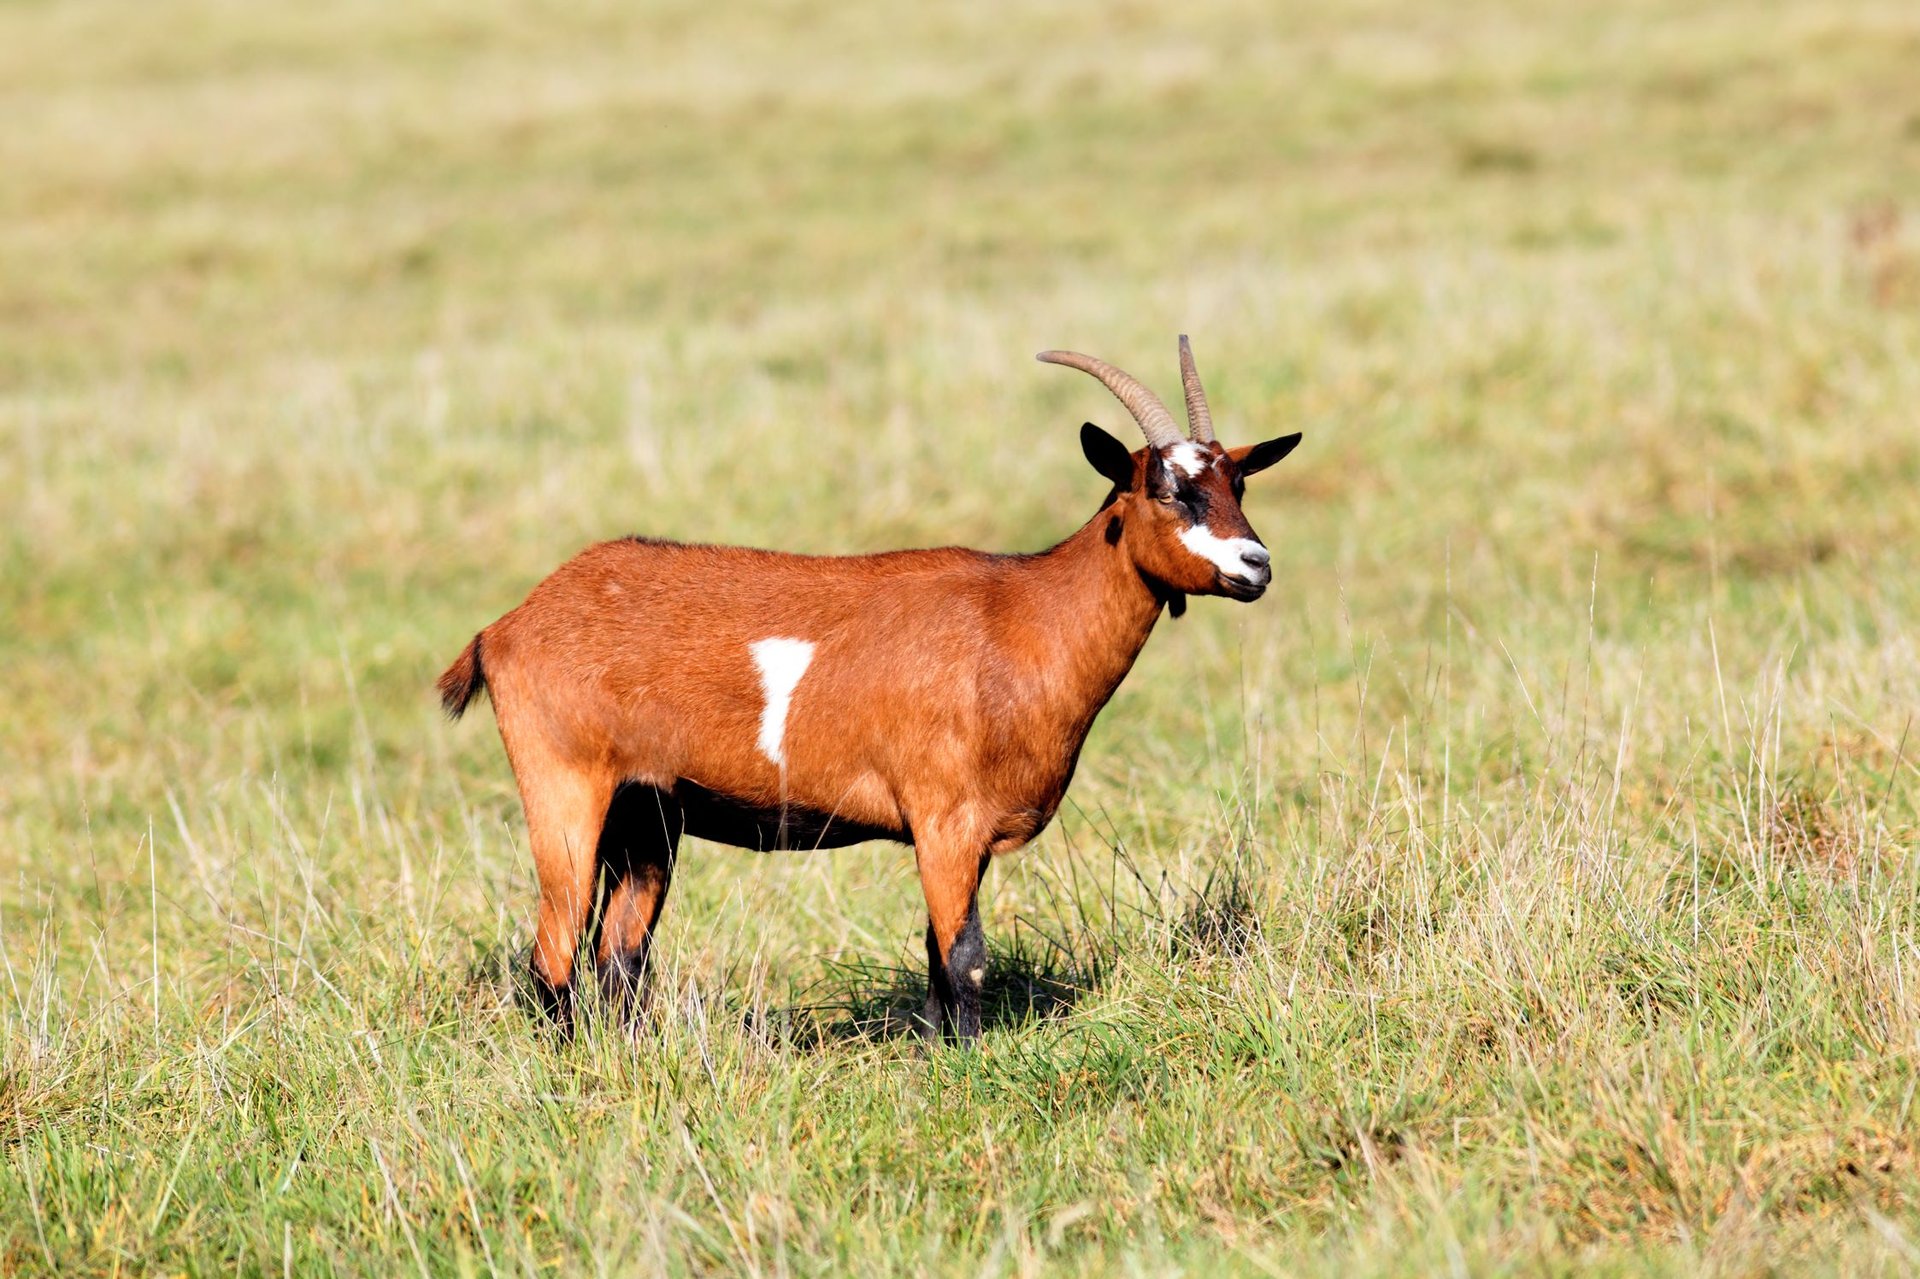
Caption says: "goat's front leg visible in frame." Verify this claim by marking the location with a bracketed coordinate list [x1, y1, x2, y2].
[915, 826, 991, 1043]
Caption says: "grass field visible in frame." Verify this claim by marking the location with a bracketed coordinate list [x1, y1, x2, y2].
[5, 0, 1920, 1273]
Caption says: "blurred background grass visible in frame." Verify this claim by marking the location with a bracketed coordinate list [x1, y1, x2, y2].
[3, 1, 1920, 1274]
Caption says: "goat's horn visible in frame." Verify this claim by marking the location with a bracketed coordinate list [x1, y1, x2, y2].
[1177, 334, 1214, 444]
[1036, 349, 1182, 450]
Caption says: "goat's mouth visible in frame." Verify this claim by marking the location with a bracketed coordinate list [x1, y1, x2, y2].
[1219, 573, 1269, 601]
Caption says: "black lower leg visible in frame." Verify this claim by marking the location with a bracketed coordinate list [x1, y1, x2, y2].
[943, 904, 987, 1042]
[598, 941, 652, 1022]
[922, 923, 949, 1039]
[530, 964, 575, 1039]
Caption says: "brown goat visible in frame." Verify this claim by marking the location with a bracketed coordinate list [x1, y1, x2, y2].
[438, 337, 1301, 1040]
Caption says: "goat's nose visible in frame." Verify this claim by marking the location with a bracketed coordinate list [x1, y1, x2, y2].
[1240, 544, 1271, 569]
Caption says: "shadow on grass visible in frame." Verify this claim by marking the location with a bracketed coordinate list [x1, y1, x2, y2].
[463, 930, 1099, 1049]
[771, 928, 1104, 1048]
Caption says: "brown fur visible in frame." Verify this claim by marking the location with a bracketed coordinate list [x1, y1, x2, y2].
[443, 399, 1299, 1040]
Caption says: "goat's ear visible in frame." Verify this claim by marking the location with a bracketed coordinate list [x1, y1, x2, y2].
[1229, 432, 1303, 478]
[1081, 422, 1137, 489]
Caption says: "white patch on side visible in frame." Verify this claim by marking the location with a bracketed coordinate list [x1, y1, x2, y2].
[1178, 524, 1269, 582]
[749, 637, 815, 767]
[1165, 441, 1210, 477]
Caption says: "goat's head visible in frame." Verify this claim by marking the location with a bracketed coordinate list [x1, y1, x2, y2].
[1039, 337, 1301, 605]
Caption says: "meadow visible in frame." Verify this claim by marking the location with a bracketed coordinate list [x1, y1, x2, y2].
[4, 0, 1920, 1272]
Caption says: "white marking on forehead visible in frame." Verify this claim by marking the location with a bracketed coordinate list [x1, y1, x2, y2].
[1165, 441, 1211, 477]
[1178, 524, 1270, 583]
[748, 637, 815, 767]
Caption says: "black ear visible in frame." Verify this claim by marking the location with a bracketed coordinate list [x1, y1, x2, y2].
[1233, 432, 1303, 478]
[1080, 422, 1137, 489]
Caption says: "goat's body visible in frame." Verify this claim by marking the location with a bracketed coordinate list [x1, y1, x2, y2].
[466, 532, 1156, 855]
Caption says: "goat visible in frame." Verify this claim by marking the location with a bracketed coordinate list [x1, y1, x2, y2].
[438, 337, 1302, 1040]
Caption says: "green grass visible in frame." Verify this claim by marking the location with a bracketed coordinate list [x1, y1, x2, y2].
[5, 0, 1920, 1273]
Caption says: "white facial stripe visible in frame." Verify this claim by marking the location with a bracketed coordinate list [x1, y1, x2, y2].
[1178, 524, 1268, 582]
[749, 637, 815, 766]
[1166, 441, 1210, 477]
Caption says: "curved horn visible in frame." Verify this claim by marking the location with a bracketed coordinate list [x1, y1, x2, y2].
[1177, 334, 1214, 443]
[1035, 349, 1182, 450]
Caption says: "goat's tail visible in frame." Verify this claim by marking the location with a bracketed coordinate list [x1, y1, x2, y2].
[436, 631, 488, 720]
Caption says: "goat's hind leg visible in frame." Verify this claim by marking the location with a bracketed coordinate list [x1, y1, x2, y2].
[517, 761, 615, 1038]
[595, 784, 682, 1032]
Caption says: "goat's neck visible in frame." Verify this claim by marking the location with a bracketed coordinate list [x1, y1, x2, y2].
[1009, 507, 1165, 736]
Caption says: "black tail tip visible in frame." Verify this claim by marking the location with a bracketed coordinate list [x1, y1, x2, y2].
[436, 633, 487, 720]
